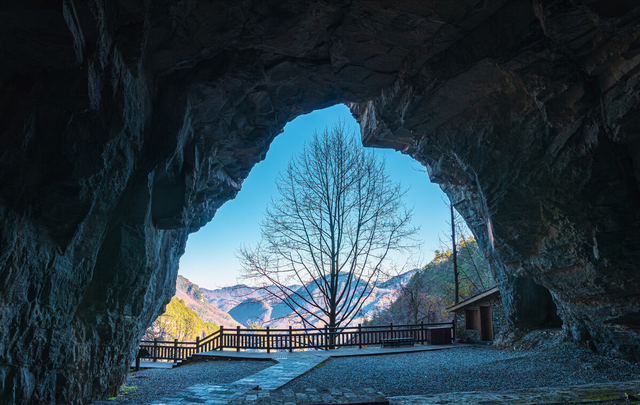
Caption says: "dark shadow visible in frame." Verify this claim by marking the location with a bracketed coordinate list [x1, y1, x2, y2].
[514, 277, 563, 329]
[605, 311, 640, 330]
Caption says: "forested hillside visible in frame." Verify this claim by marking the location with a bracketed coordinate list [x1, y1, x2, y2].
[367, 237, 494, 325]
[142, 297, 220, 341]
[174, 275, 242, 328]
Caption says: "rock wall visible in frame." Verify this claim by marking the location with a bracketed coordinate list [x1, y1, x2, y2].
[1, 1, 640, 404]
[353, 0, 640, 359]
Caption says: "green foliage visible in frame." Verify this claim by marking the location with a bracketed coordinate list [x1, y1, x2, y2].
[366, 238, 494, 325]
[176, 276, 239, 326]
[142, 297, 219, 341]
[420, 236, 494, 305]
[108, 385, 138, 400]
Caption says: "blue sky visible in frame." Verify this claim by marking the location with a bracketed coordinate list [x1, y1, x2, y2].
[178, 104, 451, 289]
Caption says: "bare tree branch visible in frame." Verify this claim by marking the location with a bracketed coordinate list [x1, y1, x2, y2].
[239, 122, 417, 333]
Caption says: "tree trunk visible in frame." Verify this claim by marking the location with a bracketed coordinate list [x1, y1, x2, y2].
[328, 311, 337, 349]
[328, 267, 337, 349]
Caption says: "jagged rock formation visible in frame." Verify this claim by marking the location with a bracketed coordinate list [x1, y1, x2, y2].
[1, 1, 640, 404]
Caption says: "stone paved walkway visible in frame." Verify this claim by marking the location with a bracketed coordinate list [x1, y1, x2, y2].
[228, 388, 388, 405]
[141, 345, 463, 405]
[150, 355, 329, 404]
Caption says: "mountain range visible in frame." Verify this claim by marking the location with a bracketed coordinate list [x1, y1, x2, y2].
[174, 275, 242, 328]
[174, 270, 418, 329]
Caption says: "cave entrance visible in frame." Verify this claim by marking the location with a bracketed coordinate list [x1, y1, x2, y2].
[179, 104, 451, 289]
[514, 277, 563, 329]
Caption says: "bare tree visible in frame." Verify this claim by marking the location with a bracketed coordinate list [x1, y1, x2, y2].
[396, 274, 431, 324]
[439, 198, 465, 304]
[459, 234, 487, 291]
[439, 199, 494, 301]
[441, 198, 473, 303]
[367, 271, 450, 326]
[239, 122, 416, 332]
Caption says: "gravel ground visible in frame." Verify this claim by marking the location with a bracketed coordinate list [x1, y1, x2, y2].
[91, 340, 640, 403]
[104, 359, 275, 403]
[283, 343, 640, 397]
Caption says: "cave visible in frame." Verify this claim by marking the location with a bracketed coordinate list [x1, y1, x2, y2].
[2, 1, 640, 404]
[513, 277, 563, 329]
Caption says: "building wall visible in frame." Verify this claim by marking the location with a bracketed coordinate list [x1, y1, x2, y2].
[491, 298, 506, 341]
[454, 295, 504, 344]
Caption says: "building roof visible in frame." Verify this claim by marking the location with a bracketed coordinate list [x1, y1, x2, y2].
[447, 286, 500, 312]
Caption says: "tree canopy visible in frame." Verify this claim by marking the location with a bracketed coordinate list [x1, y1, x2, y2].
[240, 122, 416, 330]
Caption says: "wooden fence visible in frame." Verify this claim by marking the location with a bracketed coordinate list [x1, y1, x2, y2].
[139, 322, 453, 362]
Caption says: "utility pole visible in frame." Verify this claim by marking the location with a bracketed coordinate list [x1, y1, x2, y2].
[451, 202, 459, 304]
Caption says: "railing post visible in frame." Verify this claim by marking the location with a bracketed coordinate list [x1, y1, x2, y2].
[266, 327, 271, 353]
[236, 326, 241, 352]
[153, 338, 158, 362]
[219, 326, 224, 351]
[420, 322, 424, 344]
[174, 338, 178, 361]
[358, 324, 362, 349]
[324, 324, 329, 350]
[289, 326, 293, 353]
[196, 336, 200, 354]
[390, 322, 393, 340]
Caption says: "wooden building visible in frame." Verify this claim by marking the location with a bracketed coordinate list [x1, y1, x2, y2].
[448, 286, 504, 343]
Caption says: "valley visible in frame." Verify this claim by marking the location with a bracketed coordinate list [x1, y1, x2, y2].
[149, 239, 493, 338]
[166, 272, 409, 332]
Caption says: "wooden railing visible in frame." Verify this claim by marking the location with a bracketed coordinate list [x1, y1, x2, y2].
[138, 322, 453, 362]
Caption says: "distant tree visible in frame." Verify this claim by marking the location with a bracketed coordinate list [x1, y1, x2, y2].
[239, 123, 416, 333]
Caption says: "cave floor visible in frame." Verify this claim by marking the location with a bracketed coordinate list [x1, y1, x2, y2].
[92, 344, 640, 405]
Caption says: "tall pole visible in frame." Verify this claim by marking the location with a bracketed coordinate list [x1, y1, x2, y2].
[451, 202, 459, 304]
